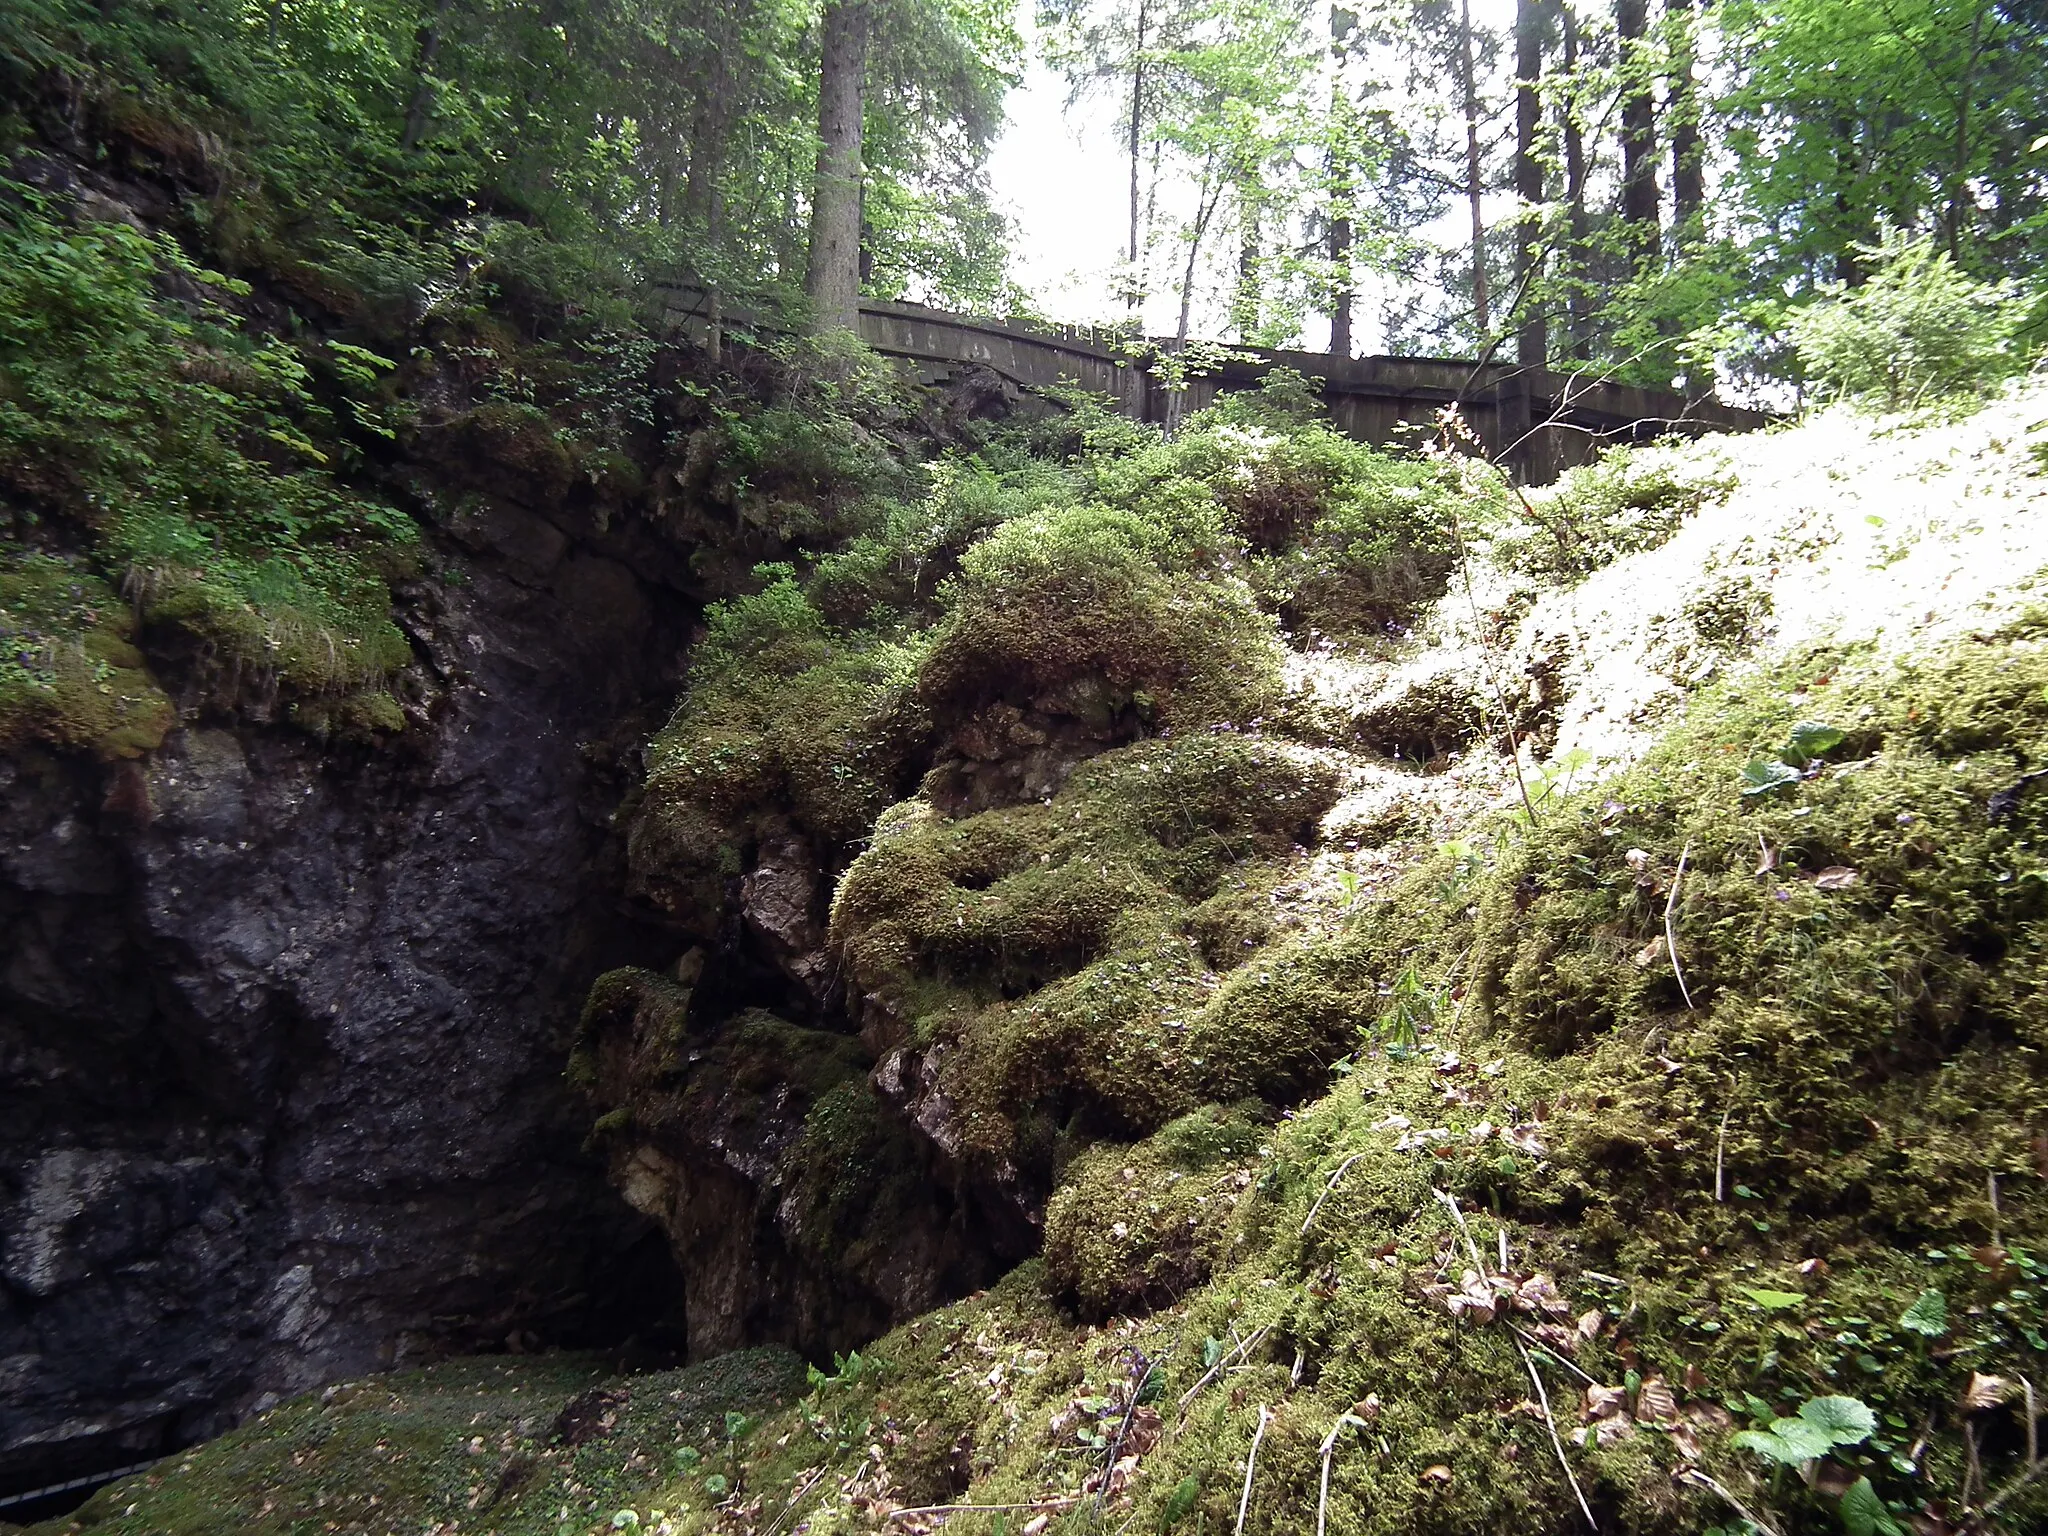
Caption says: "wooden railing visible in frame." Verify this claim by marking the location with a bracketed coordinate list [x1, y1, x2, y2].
[656, 288, 1768, 482]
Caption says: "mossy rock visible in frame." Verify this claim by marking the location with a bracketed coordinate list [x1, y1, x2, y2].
[1043, 1104, 1265, 1317]
[831, 733, 1351, 1176]
[916, 503, 1285, 735]
[0, 554, 174, 758]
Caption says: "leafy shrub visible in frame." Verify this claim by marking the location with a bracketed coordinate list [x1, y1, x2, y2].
[1789, 231, 2033, 407]
[0, 189, 416, 730]
[805, 455, 1076, 628]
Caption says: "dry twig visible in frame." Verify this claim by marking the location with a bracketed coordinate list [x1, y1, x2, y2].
[1236, 1405, 1272, 1536]
[1665, 840, 1695, 1010]
[1301, 1155, 1367, 1236]
[762, 1462, 833, 1536]
[1680, 1467, 1783, 1536]
[1713, 1108, 1730, 1203]
[1514, 1336, 1597, 1532]
[886, 1497, 1079, 1523]
[1176, 1326, 1269, 1416]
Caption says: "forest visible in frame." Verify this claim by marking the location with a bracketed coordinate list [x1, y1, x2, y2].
[5, 0, 2048, 1535]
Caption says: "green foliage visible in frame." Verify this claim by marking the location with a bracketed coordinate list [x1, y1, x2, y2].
[0, 550, 173, 756]
[1732, 1394, 1876, 1466]
[0, 186, 415, 734]
[1789, 233, 2035, 408]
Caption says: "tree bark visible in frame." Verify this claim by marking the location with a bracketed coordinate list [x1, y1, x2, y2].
[1560, 1, 1591, 358]
[1127, 0, 1149, 309]
[1327, 4, 1354, 357]
[1666, 0, 1704, 240]
[1615, 0, 1659, 272]
[1233, 168, 1261, 343]
[1946, 1, 1990, 259]
[805, 0, 870, 334]
[401, 0, 457, 153]
[1514, 0, 1546, 368]
[1458, 0, 1490, 337]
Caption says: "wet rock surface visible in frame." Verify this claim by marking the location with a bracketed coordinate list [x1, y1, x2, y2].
[0, 504, 695, 1499]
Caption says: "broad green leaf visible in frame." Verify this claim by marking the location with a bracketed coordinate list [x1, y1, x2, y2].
[1798, 1395, 1878, 1446]
[1740, 758, 1802, 795]
[1741, 1286, 1807, 1310]
[1784, 721, 1846, 760]
[1838, 1475, 1904, 1536]
[1898, 1288, 1948, 1338]
[1733, 1418, 1833, 1464]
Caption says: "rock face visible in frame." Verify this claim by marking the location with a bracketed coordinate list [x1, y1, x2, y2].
[0, 499, 697, 1499]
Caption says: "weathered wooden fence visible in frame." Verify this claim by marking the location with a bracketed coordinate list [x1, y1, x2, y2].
[658, 288, 1767, 482]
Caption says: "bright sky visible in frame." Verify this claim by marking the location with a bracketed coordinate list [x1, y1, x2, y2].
[983, 1, 1524, 350]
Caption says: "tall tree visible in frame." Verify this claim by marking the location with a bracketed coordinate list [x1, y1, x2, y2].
[1513, 0, 1547, 365]
[1665, 0, 1704, 240]
[1457, 0, 1490, 334]
[1325, 3, 1358, 356]
[1614, 0, 1660, 272]
[1556, 0, 1593, 358]
[807, 0, 872, 333]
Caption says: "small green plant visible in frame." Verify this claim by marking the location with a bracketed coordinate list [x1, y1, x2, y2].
[1732, 1392, 1876, 1464]
[1372, 963, 1442, 1058]
[804, 1349, 876, 1393]
[1740, 719, 1846, 794]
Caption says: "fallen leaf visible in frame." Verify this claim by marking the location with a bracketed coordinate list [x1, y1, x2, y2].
[1635, 1376, 1679, 1427]
[1797, 1257, 1830, 1276]
[1503, 1124, 1548, 1157]
[1963, 1373, 2012, 1413]
[1576, 1309, 1605, 1341]
[1419, 1465, 1453, 1484]
[1755, 839, 1779, 876]
[1354, 1393, 1381, 1421]
[1583, 1384, 1630, 1422]
[1634, 936, 1667, 967]
[1516, 1274, 1570, 1317]
[1814, 866, 1860, 891]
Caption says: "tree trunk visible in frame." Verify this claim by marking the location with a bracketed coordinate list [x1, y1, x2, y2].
[1666, 0, 1704, 240]
[684, 7, 738, 359]
[1615, 0, 1659, 272]
[1233, 168, 1261, 344]
[1946, 1, 1990, 259]
[401, 0, 457, 153]
[1513, 0, 1546, 368]
[805, 0, 869, 334]
[1459, 0, 1489, 337]
[1326, 4, 1354, 358]
[1833, 115, 1864, 284]
[1560, 2, 1591, 358]
[1126, 0, 1148, 309]
[1329, 210, 1354, 357]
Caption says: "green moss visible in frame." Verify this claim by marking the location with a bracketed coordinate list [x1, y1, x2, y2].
[1497, 442, 1735, 582]
[830, 733, 1348, 1177]
[37, 1351, 807, 1536]
[0, 551, 173, 757]
[1044, 1104, 1265, 1317]
[630, 584, 932, 929]
[917, 502, 1283, 734]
